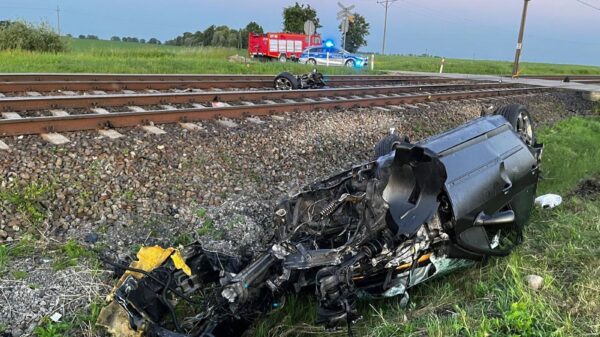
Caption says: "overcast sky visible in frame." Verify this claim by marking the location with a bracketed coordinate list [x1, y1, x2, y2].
[1, 0, 599, 66]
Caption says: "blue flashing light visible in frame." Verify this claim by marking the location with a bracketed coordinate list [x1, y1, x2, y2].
[324, 40, 334, 48]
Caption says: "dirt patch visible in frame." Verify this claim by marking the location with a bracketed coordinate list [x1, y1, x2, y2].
[569, 176, 600, 200]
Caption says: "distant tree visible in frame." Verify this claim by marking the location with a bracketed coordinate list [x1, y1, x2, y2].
[340, 13, 369, 53]
[245, 21, 263, 34]
[227, 30, 239, 48]
[242, 21, 264, 49]
[131, 37, 139, 43]
[181, 32, 194, 46]
[147, 38, 161, 44]
[211, 29, 228, 47]
[110, 36, 121, 41]
[65, 33, 73, 38]
[139, 38, 146, 43]
[283, 3, 321, 33]
[86, 34, 98, 40]
[78, 34, 86, 39]
[192, 31, 203, 46]
[203, 25, 215, 46]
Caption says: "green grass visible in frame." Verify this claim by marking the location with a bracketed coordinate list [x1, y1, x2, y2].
[0, 236, 97, 274]
[375, 54, 600, 76]
[33, 299, 103, 337]
[254, 116, 600, 337]
[52, 239, 97, 271]
[0, 180, 56, 226]
[536, 117, 600, 195]
[1, 37, 599, 75]
[0, 38, 370, 75]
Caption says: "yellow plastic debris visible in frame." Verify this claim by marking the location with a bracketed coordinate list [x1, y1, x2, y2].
[97, 245, 193, 335]
[127, 245, 192, 278]
[170, 249, 192, 276]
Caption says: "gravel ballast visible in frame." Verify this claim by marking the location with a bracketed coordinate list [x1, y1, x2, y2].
[0, 90, 596, 335]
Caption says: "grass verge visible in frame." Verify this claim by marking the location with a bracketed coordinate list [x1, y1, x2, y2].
[1, 38, 599, 75]
[253, 116, 600, 337]
[376, 54, 600, 76]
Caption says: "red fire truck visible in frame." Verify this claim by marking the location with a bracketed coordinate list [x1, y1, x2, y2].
[248, 32, 322, 62]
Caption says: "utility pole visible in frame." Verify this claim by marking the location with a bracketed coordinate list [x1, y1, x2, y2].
[377, 0, 398, 55]
[512, 0, 531, 77]
[56, 5, 61, 36]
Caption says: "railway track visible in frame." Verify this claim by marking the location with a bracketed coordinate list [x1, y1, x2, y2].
[0, 82, 518, 112]
[0, 73, 442, 82]
[0, 77, 465, 94]
[0, 84, 547, 137]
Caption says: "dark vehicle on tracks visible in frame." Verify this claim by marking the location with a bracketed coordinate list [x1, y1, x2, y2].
[98, 104, 542, 337]
[273, 69, 326, 90]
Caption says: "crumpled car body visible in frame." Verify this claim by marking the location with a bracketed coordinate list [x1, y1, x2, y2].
[273, 70, 326, 90]
[98, 113, 543, 337]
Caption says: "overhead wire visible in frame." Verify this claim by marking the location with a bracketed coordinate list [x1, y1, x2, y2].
[574, 0, 600, 11]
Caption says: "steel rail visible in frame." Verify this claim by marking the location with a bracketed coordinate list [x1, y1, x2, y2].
[0, 73, 443, 82]
[0, 78, 465, 93]
[0, 87, 548, 137]
[0, 83, 519, 111]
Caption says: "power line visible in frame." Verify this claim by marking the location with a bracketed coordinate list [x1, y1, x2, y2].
[574, 0, 600, 11]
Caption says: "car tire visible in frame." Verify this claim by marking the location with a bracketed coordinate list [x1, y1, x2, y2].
[273, 72, 299, 90]
[494, 104, 535, 146]
[307, 58, 317, 65]
[279, 54, 287, 63]
[345, 59, 355, 67]
[374, 133, 409, 158]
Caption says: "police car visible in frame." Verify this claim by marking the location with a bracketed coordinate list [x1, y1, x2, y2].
[298, 40, 368, 68]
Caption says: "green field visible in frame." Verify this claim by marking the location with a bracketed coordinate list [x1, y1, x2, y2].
[0, 38, 366, 75]
[376, 54, 600, 76]
[1, 37, 600, 75]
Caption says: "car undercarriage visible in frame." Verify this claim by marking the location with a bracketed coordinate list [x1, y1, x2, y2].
[273, 70, 326, 90]
[97, 104, 543, 337]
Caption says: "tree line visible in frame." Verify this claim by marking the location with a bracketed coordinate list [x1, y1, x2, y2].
[164, 2, 370, 52]
[164, 22, 263, 48]
[73, 34, 161, 44]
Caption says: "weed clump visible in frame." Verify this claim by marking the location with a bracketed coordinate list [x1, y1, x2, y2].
[0, 20, 66, 52]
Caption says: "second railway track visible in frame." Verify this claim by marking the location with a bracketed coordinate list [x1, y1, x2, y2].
[0, 74, 455, 96]
[0, 77, 464, 94]
[0, 82, 519, 112]
[0, 84, 548, 137]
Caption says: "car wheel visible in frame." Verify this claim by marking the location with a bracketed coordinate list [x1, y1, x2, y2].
[374, 133, 409, 158]
[345, 59, 355, 67]
[494, 104, 535, 146]
[307, 58, 317, 65]
[273, 72, 299, 90]
[279, 54, 287, 63]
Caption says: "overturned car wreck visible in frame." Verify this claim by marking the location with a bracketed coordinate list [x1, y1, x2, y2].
[98, 105, 543, 337]
[273, 69, 326, 90]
